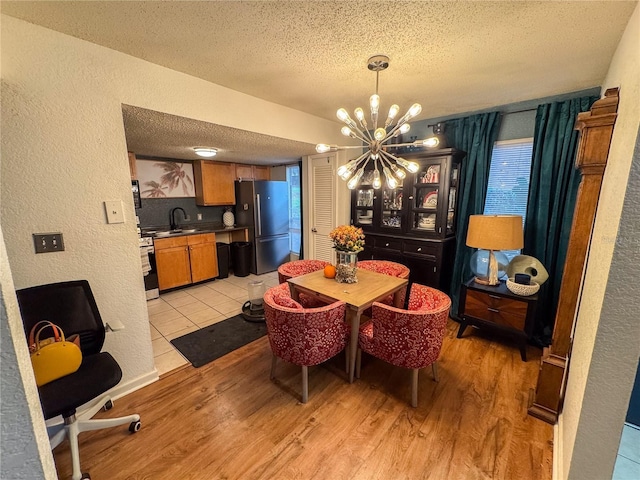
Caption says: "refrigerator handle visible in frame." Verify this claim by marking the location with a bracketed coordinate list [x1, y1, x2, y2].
[256, 193, 262, 236]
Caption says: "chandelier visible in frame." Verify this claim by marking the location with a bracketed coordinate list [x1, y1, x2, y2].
[316, 55, 439, 190]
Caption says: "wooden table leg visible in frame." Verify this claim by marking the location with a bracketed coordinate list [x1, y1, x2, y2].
[288, 283, 299, 302]
[347, 308, 360, 383]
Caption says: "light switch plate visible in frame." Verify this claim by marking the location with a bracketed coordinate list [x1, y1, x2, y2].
[33, 233, 64, 253]
[104, 200, 125, 224]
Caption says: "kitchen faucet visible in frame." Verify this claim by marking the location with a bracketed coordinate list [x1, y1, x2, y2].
[169, 207, 187, 231]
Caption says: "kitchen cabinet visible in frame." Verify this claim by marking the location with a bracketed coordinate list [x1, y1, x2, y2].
[194, 161, 236, 205]
[352, 148, 465, 291]
[235, 164, 271, 181]
[155, 233, 218, 291]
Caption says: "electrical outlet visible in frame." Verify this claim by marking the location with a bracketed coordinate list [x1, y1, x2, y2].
[104, 200, 125, 224]
[33, 233, 64, 254]
[197, 213, 203, 221]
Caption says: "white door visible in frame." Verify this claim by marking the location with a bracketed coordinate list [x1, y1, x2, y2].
[309, 153, 337, 262]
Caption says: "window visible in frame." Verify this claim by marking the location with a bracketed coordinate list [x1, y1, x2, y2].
[484, 138, 533, 260]
[286, 164, 301, 255]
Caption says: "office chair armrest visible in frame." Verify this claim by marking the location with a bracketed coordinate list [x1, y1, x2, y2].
[105, 319, 125, 332]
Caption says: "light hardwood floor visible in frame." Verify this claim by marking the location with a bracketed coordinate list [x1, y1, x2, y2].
[53, 320, 553, 479]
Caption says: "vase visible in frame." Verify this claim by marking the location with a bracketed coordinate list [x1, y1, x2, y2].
[335, 251, 358, 283]
[222, 208, 235, 228]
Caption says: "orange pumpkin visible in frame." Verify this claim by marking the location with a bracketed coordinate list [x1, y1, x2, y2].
[323, 264, 336, 279]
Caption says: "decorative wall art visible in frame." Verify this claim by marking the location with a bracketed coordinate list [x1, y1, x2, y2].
[137, 159, 195, 198]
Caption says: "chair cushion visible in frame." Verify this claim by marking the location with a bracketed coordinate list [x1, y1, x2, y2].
[271, 291, 303, 310]
[38, 352, 122, 419]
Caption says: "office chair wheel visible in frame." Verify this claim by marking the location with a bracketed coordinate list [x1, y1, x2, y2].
[103, 400, 113, 411]
[129, 420, 141, 433]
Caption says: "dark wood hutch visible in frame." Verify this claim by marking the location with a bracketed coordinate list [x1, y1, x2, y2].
[351, 148, 466, 291]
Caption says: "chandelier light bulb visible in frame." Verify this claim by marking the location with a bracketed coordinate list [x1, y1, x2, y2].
[406, 161, 420, 173]
[389, 163, 406, 179]
[372, 169, 382, 189]
[337, 108, 351, 123]
[385, 104, 400, 127]
[399, 123, 411, 134]
[347, 168, 365, 190]
[341, 126, 354, 137]
[374, 128, 386, 141]
[354, 108, 365, 122]
[383, 167, 398, 189]
[315, 144, 332, 153]
[369, 94, 380, 114]
[422, 136, 440, 148]
[407, 103, 422, 119]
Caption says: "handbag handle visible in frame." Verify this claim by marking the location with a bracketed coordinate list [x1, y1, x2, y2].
[29, 321, 65, 352]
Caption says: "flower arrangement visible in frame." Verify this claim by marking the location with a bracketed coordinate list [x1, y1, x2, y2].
[329, 225, 365, 252]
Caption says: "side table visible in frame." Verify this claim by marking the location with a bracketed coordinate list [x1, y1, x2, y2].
[457, 279, 538, 361]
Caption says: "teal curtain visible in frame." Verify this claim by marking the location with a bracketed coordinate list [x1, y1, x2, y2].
[444, 112, 501, 317]
[525, 95, 599, 346]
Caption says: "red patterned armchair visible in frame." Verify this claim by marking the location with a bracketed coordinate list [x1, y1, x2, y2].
[277, 259, 330, 308]
[358, 260, 410, 311]
[263, 283, 349, 403]
[358, 260, 410, 279]
[277, 259, 330, 283]
[356, 284, 451, 407]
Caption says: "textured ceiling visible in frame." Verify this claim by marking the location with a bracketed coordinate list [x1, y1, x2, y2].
[3, 1, 636, 163]
[122, 105, 316, 165]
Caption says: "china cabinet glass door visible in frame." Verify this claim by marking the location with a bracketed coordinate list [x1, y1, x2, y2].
[411, 162, 440, 234]
[379, 179, 404, 231]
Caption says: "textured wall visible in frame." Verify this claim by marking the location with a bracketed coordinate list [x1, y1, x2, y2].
[0, 14, 344, 469]
[0, 228, 57, 479]
[559, 4, 640, 479]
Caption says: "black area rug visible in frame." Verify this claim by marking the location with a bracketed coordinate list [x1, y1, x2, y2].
[170, 314, 267, 368]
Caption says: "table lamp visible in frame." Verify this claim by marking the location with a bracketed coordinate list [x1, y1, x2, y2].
[466, 215, 524, 285]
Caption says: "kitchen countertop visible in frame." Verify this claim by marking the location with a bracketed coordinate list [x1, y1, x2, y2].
[141, 224, 249, 238]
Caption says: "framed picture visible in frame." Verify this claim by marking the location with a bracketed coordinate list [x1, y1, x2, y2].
[136, 159, 195, 198]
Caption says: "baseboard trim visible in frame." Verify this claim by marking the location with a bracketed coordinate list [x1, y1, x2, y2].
[109, 369, 159, 401]
[553, 418, 562, 480]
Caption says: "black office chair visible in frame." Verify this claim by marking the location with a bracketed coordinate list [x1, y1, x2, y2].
[16, 280, 141, 480]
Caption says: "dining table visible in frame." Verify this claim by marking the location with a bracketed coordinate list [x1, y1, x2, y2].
[287, 268, 408, 383]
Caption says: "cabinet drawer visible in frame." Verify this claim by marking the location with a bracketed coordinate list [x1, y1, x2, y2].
[154, 236, 188, 250]
[403, 240, 438, 258]
[187, 233, 216, 245]
[465, 289, 527, 330]
[374, 237, 402, 251]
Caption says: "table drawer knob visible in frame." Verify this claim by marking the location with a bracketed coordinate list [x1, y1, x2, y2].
[385, 243, 389, 247]
[417, 247, 422, 252]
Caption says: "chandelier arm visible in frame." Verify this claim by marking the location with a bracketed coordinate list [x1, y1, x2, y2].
[359, 124, 375, 142]
[336, 145, 372, 150]
[349, 123, 374, 144]
[379, 149, 401, 164]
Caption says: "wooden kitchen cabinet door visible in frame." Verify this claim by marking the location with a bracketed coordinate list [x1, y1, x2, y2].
[189, 242, 218, 283]
[156, 245, 191, 291]
[253, 166, 270, 180]
[235, 164, 254, 180]
[194, 160, 236, 205]
[188, 233, 218, 283]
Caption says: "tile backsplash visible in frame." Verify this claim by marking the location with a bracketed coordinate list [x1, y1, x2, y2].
[136, 197, 232, 229]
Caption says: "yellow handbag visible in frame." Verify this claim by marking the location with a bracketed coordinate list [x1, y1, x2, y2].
[28, 321, 82, 387]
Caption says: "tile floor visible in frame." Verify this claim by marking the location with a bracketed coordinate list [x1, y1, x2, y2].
[147, 271, 280, 375]
[613, 423, 640, 479]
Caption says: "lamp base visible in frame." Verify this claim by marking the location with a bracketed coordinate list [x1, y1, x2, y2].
[473, 276, 500, 286]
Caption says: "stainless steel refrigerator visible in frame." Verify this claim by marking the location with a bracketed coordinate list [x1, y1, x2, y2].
[235, 180, 290, 275]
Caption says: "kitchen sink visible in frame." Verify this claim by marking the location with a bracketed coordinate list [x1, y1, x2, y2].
[153, 228, 200, 237]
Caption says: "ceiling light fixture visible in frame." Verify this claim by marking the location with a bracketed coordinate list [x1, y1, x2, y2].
[316, 55, 439, 190]
[193, 147, 218, 158]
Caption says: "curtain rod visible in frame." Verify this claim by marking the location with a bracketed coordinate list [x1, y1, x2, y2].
[427, 107, 537, 127]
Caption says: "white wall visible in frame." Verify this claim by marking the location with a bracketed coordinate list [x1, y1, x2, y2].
[0, 15, 345, 473]
[559, 3, 640, 479]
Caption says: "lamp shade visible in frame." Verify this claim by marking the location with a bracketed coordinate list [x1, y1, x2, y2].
[466, 215, 523, 251]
